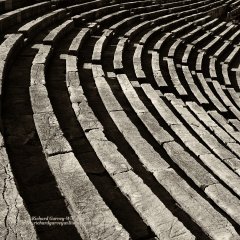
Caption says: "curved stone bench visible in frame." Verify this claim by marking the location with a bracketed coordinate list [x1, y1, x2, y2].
[182, 65, 209, 104]
[30, 44, 129, 240]
[0, 33, 37, 240]
[66, 51, 194, 240]
[0, 1, 51, 34]
[196, 72, 228, 112]
[43, 19, 74, 45]
[19, 8, 67, 39]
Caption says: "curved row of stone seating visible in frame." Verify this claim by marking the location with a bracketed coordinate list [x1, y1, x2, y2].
[91, 0, 240, 234]
[0, 1, 51, 34]
[128, 4, 240, 155]
[0, 1, 203, 239]
[86, 16, 240, 238]
[88, 0, 240, 235]
[108, 13, 240, 191]
[2, 0, 240, 239]
[65, 33, 195, 240]
[0, 33, 37, 240]
[30, 37, 129, 240]
[61, 0, 240, 236]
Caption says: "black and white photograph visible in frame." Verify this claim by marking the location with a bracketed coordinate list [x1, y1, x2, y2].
[1, 0, 240, 239]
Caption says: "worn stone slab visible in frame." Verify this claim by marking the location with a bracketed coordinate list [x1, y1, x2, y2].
[229, 119, 240, 131]
[133, 45, 146, 78]
[30, 86, 53, 113]
[200, 154, 240, 196]
[222, 64, 231, 85]
[182, 44, 193, 63]
[211, 125, 235, 144]
[33, 112, 71, 156]
[114, 38, 127, 70]
[73, 101, 103, 132]
[68, 86, 85, 103]
[32, 45, 52, 64]
[174, 105, 204, 128]
[164, 93, 184, 106]
[92, 64, 105, 78]
[115, 171, 194, 240]
[225, 158, 240, 175]
[0, 147, 37, 240]
[171, 124, 196, 143]
[117, 74, 146, 114]
[168, 39, 182, 57]
[166, 58, 184, 86]
[205, 183, 240, 224]
[208, 110, 236, 133]
[151, 52, 168, 87]
[163, 141, 217, 188]
[139, 112, 174, 144]
[109, 110, 169, 172]
[227, 88, 240, 107]
[30, 63, 45, 86]
[141, 84, 182, 125]
[92, 36, 107, 62]
[43, 20, 74, 45]
[212, 80, 233, 107]
[155, 168, 240, 239]
[66, 71, 80, 88]
[48, 152, 129, 240]
[211, 147, 236, 161]
[94, 76, 123, 112]
[209, 58, 217, 79]
[196, 73, 227, 112]
[195, 51, 204, 71]
[227, 142, 240, 158]
[69, 28, 90, 55]
[154, 32, 172, 50]
[186, 102, 218, 127]
[89, 139, 132, 175]
[185, 140, 211, 156]
[66, 55, 78, 73]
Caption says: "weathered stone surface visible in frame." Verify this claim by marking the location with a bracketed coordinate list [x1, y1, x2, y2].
[211, 146, 236, 160]
[68, 28, 90, 55]
[33, 112, 71, 156]
[117, 74, 146, 113]
[199, 154, 240, 196]
[155, 168, 240, 240]
[211, 126, 235, 144]
[205, 183, 240, 224]
[0, 147, 37, 240]
[30, 86, 53, 113]
[224, 158, 240, 175]
[32, 45, 52, 64]
[171, 124, 196, 143]
[90, 139, 132, 175]
[185, 139, 211, 156]
[110, 110, 169, 172]
[48, 152, 129, 240]
[73, 101, 103, 131]
[66, 55, 78, 72]
[163, 141, 217, 188]
[141, 84, 182, 125]
[30, 63, 45, 85]
[43, 20, 74, 44]
[115, 171, 195, 240]
[66, 71, 80, 88]
[95, 76, 123, 111]
[227, 142, 240, 158]
[68, 86, 85, 103]
[139, 112, 174, 144]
